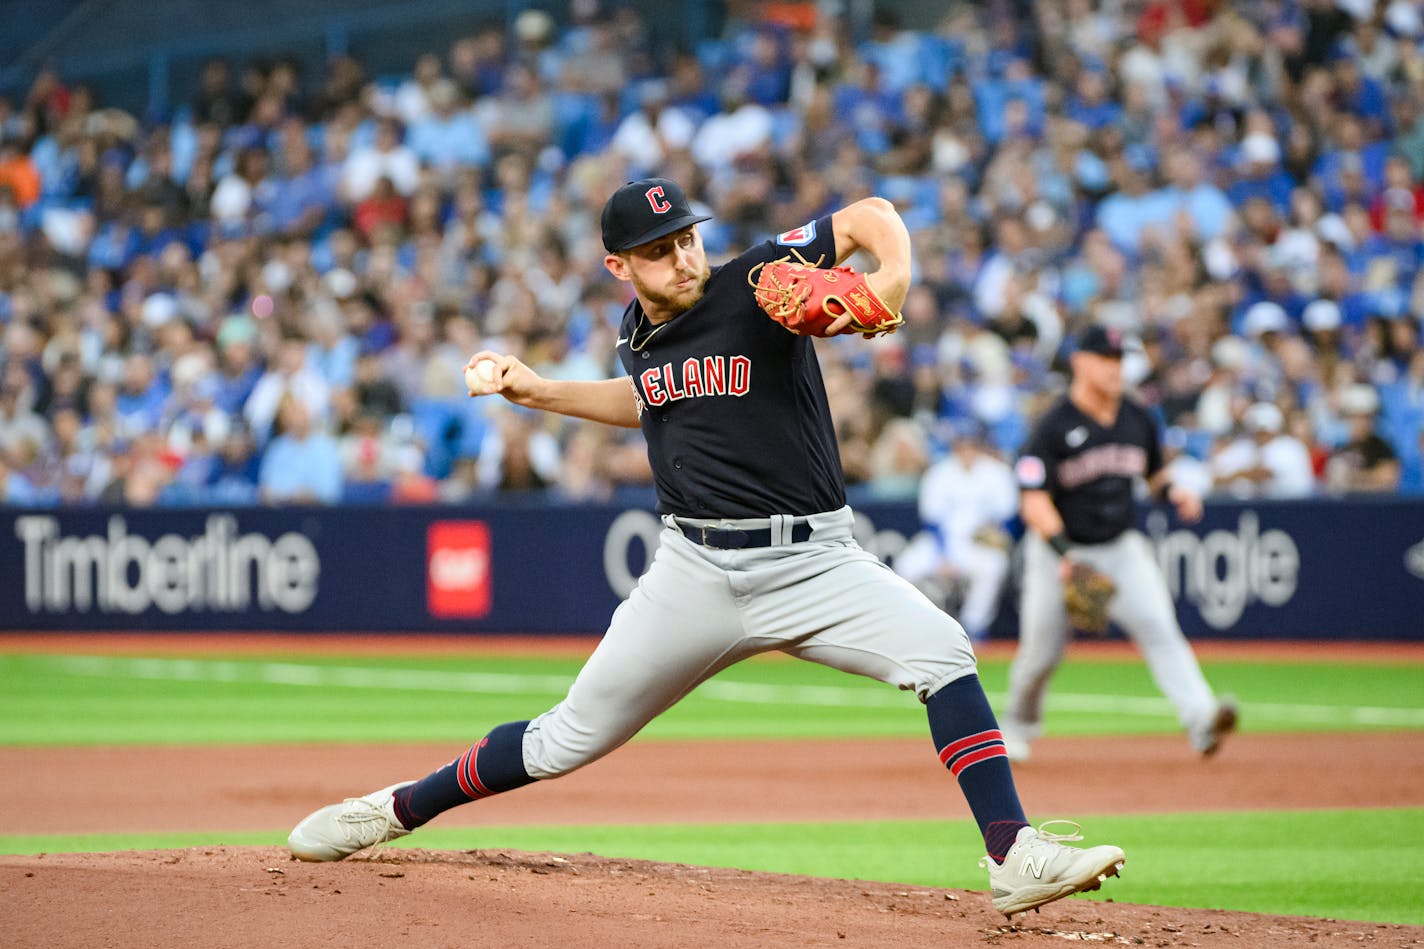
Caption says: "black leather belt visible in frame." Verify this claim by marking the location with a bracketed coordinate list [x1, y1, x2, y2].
[675, 521, 813, 549]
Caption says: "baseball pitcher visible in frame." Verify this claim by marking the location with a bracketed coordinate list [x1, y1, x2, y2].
[289, 178, 1125, 917]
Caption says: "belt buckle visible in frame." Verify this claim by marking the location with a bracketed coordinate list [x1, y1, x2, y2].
[700, 525, 711, 546]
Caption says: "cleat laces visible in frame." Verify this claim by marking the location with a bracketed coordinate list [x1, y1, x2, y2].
[335, 797, 397, 855]
[979, 820, 1085, 869]
[1027, 819, 1084, 844]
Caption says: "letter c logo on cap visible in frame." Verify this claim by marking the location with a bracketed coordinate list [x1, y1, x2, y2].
[645, 186, 671, 214]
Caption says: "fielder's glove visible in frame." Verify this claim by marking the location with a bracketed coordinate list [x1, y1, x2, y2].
[1064, 561, 1116, 636]
[748, 258, 903, 337]
[971, 525, 1012, 552]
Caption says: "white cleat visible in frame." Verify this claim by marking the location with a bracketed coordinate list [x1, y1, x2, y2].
[1192, 697, 1239, 757]
[1004, 736, 1032, 763]
[288, 781, 415, 862]
[980, 821, 1125, 918]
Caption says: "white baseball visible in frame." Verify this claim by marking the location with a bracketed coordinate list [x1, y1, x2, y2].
[465, 360, 498, 392]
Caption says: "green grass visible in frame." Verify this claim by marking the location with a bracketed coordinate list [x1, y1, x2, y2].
[1, 651, 1421, 746]
[3, 647, 1422, 926]
[3, 809, 1420, 925]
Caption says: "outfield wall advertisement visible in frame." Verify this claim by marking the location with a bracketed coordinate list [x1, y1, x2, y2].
[1, 499, 1420, 639]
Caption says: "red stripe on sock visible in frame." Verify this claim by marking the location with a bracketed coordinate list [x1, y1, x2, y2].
[454, 747, 479, 798]
[938, 729, 1003, 766]
[461, 738, 494, 799]
[949, 744, 1006, 778]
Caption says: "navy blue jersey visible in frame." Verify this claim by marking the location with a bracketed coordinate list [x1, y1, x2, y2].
[1015, 395, 1164, 544]
[617, 217, 846, 518]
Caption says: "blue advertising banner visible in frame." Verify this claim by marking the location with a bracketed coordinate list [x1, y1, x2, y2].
[1, 498, 1420, 638]
[1136, 499, 1424, 639]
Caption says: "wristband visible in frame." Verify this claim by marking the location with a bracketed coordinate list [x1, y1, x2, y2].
[1047, 532, 1072, 557]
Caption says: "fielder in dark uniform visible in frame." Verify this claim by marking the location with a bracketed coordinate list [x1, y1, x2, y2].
[1004, 325, 1238, 761]
[289, 178, 1125, 917]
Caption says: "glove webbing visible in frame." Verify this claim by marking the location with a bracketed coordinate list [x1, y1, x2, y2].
[747, 260, 814, 326]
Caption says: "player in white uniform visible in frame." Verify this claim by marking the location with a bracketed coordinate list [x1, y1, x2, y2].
[287, 179, 1126, 917]
[1004, 326, 1237, 761]
[896, 423, 1018, 641]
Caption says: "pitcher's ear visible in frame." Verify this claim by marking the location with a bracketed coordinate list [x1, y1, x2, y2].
[604, 253, 631, 281]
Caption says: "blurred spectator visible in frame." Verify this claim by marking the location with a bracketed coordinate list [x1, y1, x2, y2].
[210, 146, 274, 228]
[0, 365, 49, 456]
[0, 139, 41, 209]
[244, 331, 332, 443]
[553, 423, 615, 503]
[342, 118, 420, 201]
[609, 81, 697, 176]
[114, 352, 168, 437]
[1163, 149, 1235, 243]
[305, 306, 359, 390]
[0, 451, 41, 505]
[481, 63, 555, 161]
[408, 79, 490, 176]
[477, 408, 559, 494]
[353, 175, 408, 239]
[393, 53, 445, 126]
[1325, 383, 1401, 492]
[894, 424, 1017, 641]
[339, 411, 397, 503]
[258, 395, 342, 504]
[689, 73, 773, 175]
[864, 416, 931, 500]
[193, 58, 248, 126]
[98, 433, 177, 507]
[1160, 425, 1213, 499]
[0, 4, 1419, 512]
[213, 316, 264, 416]
[269, 130, 338, 236]
[1209, 401, 1316, 498]
[351, 349, 405, 419]
[207, 423, 261, 504]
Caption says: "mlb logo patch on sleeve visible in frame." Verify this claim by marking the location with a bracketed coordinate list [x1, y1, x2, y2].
[776, 221, 817, 246]
[1016, 455, 1047, 489]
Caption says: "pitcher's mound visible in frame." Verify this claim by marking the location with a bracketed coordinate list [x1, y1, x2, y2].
[2, 846, 1416, 948]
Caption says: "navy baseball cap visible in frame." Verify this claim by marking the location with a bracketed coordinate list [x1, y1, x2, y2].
[601, 178, 712, 252]
[1076, 324, 1126, 358]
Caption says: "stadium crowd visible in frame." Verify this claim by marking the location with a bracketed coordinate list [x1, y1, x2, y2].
[1, 0, 1423, 508]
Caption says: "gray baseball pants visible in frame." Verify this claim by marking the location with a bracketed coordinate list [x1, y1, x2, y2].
[1003, 530, 1219, 743]
[521, 506, 978, 779]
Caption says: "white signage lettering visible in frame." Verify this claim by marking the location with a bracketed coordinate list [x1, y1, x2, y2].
[1147, 511, 1300, 630]
[15, 515, 320, 615]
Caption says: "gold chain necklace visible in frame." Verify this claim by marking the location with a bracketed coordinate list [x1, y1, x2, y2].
[628, 310, 672, 352]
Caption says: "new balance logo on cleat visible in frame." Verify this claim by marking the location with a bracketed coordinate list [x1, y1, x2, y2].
[980, 821, 1125, 918]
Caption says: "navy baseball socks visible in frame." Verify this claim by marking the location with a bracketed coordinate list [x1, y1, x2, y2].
[392, 720, 537, 830]
[288, 719, 537, 861]
[929, 675, 1127, 916]
[926, 675, 1028, 862]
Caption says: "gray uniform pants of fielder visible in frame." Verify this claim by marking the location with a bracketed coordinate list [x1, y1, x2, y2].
[1003, 531, 1220, 751]
[520, 506, 978, 779]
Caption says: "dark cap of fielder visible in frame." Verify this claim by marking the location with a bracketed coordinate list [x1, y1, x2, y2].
[1076, 324, 1126, 358]
[601, 178, 712, 252]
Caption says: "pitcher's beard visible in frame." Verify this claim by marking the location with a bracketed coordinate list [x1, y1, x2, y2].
[634, 266, 711, 318]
